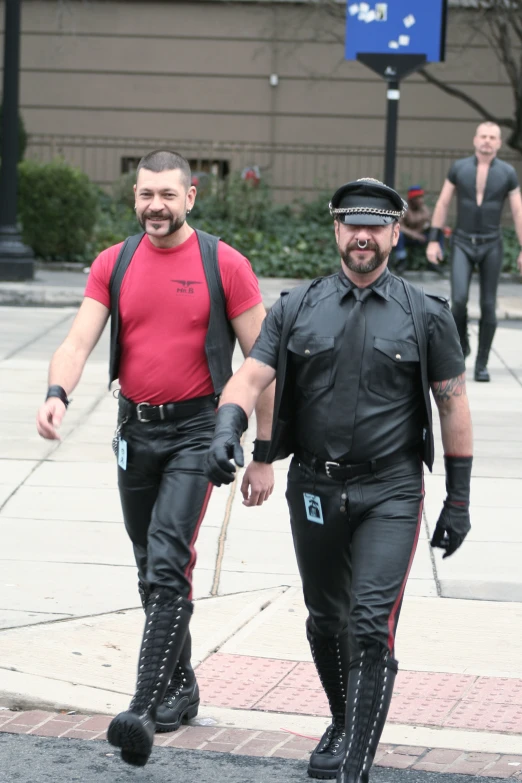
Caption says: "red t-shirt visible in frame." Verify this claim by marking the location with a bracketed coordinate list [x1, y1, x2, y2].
[85, 232, 262, 404]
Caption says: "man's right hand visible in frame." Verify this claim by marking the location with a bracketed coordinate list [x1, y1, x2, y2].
[204, 403, 248, 486]
[36, 398, 66, 440]
[426, 241, 443, 264]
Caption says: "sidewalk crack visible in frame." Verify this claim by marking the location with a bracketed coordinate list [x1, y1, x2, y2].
[423, 506, 442, 597]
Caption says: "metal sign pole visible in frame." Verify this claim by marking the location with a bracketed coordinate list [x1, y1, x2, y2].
[357, 54, 427, 189]
[384, 80, 400, 188]
[346, 1, 448, 189]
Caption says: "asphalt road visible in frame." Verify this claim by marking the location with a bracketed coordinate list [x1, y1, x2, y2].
[0, 734, 501, 783]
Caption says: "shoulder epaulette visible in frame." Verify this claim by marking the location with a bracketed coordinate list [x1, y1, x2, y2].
[425, 292, 449, 304]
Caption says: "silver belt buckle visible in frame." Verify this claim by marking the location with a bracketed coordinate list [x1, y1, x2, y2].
[136, 402, 152, 423]
[471, 235, 477, 246]
[136, 402, 165, 422]
[325, 461, 340, 478]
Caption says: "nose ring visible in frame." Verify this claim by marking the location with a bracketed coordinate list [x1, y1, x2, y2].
[357, 239, 368, 249]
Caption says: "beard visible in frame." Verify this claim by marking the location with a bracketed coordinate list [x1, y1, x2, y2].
[137, 208, 186, 237]
[340, 240, 390, 274]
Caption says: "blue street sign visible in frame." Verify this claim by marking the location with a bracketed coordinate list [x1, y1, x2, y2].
[345, 1, 447, 63]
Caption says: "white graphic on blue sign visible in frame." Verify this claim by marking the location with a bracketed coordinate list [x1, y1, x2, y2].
[345, 0, 445, 63]
[304, 493, 324, 524]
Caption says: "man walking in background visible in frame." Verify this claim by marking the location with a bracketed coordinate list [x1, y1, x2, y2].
[427, 122, 522, 381]
[394, 185, 433, 273]
[36, 150, 274, 767]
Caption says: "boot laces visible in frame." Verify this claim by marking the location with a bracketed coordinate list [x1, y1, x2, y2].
[318, 720, 346, 754]
[130, 594, 183, 713]
[165, 666, 188, 706]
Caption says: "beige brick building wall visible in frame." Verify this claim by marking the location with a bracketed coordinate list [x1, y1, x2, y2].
[1, 0, 520, 201]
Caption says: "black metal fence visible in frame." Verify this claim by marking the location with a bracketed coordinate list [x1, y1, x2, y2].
[25, 133, 522, 211]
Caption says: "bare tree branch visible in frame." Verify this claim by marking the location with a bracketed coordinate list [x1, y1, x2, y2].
[417, 67, 514, 128]
[296, 0, 522, 153]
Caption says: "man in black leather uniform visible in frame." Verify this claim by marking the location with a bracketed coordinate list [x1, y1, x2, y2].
[427, 122, 522, 381]
[204, 179, 474, 783]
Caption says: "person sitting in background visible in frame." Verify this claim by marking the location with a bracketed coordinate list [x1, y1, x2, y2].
[394, 186, 444, 274]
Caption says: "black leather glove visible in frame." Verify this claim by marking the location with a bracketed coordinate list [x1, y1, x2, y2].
[431, 455, 472, 558]
[205, 403, 248, 486]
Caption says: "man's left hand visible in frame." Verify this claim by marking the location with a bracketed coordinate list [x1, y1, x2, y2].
[517, 250, 522, 275]
[430, 501, 470, 558]
[240, 462, 275, 507]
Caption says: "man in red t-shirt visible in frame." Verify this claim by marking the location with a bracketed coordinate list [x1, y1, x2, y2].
[36, 150, 275, 767]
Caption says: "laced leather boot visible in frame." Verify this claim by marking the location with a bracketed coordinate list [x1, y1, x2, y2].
[337, 646, 397, 783]
[107, 588, 192, 766]
[474, 321, 496, 382]
[307, 628, 351, 779]
[138, 581, 198, 732]
[156, 630, 200, 731]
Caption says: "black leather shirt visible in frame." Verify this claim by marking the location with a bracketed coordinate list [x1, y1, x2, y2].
[250, 268, 465, 463]
[447, 155, 519, 235]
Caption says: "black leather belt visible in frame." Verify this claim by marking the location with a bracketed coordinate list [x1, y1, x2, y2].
[296, 449, 418, 480]
[119, 393, 217, 423]
[455, 230, 501, 246]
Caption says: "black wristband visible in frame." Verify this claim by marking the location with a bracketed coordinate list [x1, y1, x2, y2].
[252, 439, 271, 463]
[46, 385, 70, 408]
[427, 227, 444, 244]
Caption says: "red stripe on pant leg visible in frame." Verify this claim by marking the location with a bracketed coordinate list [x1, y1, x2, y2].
[387, 475, 425, 651]
[185, 482, 213, 601]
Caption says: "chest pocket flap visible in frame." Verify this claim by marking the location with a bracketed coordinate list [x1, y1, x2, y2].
[370, 338, 420, 401]
[288, 335, 335, 357]
[288, 335, 335, 391]
[373, 338, 419, 364]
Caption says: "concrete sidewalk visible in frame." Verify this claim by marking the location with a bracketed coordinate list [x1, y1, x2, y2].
[0, 303, 521, 770]
[1, 264, 522, 319]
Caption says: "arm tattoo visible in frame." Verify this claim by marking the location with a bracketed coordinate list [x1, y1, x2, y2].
[431, 373, 467, 404]
[251, 358, 272, 370]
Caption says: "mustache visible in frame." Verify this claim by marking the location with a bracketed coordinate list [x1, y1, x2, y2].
[144, 211, 173, 220]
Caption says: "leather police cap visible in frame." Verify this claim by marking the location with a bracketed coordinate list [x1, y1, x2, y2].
[329, 178, 407, 225]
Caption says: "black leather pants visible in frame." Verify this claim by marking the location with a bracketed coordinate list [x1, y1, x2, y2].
[286, 455, 424, 658]
[451, 235, 503, 329]
[117, 403, 216, 599]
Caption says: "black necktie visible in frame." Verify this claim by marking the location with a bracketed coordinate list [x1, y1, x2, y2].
[325, 286, 372, 459]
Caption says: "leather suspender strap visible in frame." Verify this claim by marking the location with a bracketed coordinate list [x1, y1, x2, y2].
[108, 232, 145, 388]
[402, 278, 434, 471]
[266, 280, 317, 463]
[195, 229, 235, 396]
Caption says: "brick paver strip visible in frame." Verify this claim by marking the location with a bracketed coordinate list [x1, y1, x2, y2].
[423, 749, 464, 764]
[393, 745, 428, 756]
[197, 653, 522, 736]
[1, 710, 522, 777]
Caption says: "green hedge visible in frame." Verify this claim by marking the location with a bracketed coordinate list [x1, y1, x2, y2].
[18, 164, 522, 275]
[189, 175, 340, 277]
[18, 159, 98, 261]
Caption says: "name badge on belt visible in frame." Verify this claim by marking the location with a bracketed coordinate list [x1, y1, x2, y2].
[304, 493, 324, 524]
[118, 438, 128, 470]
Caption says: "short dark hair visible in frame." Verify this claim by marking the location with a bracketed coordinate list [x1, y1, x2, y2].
[136, 150, 191, 189]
